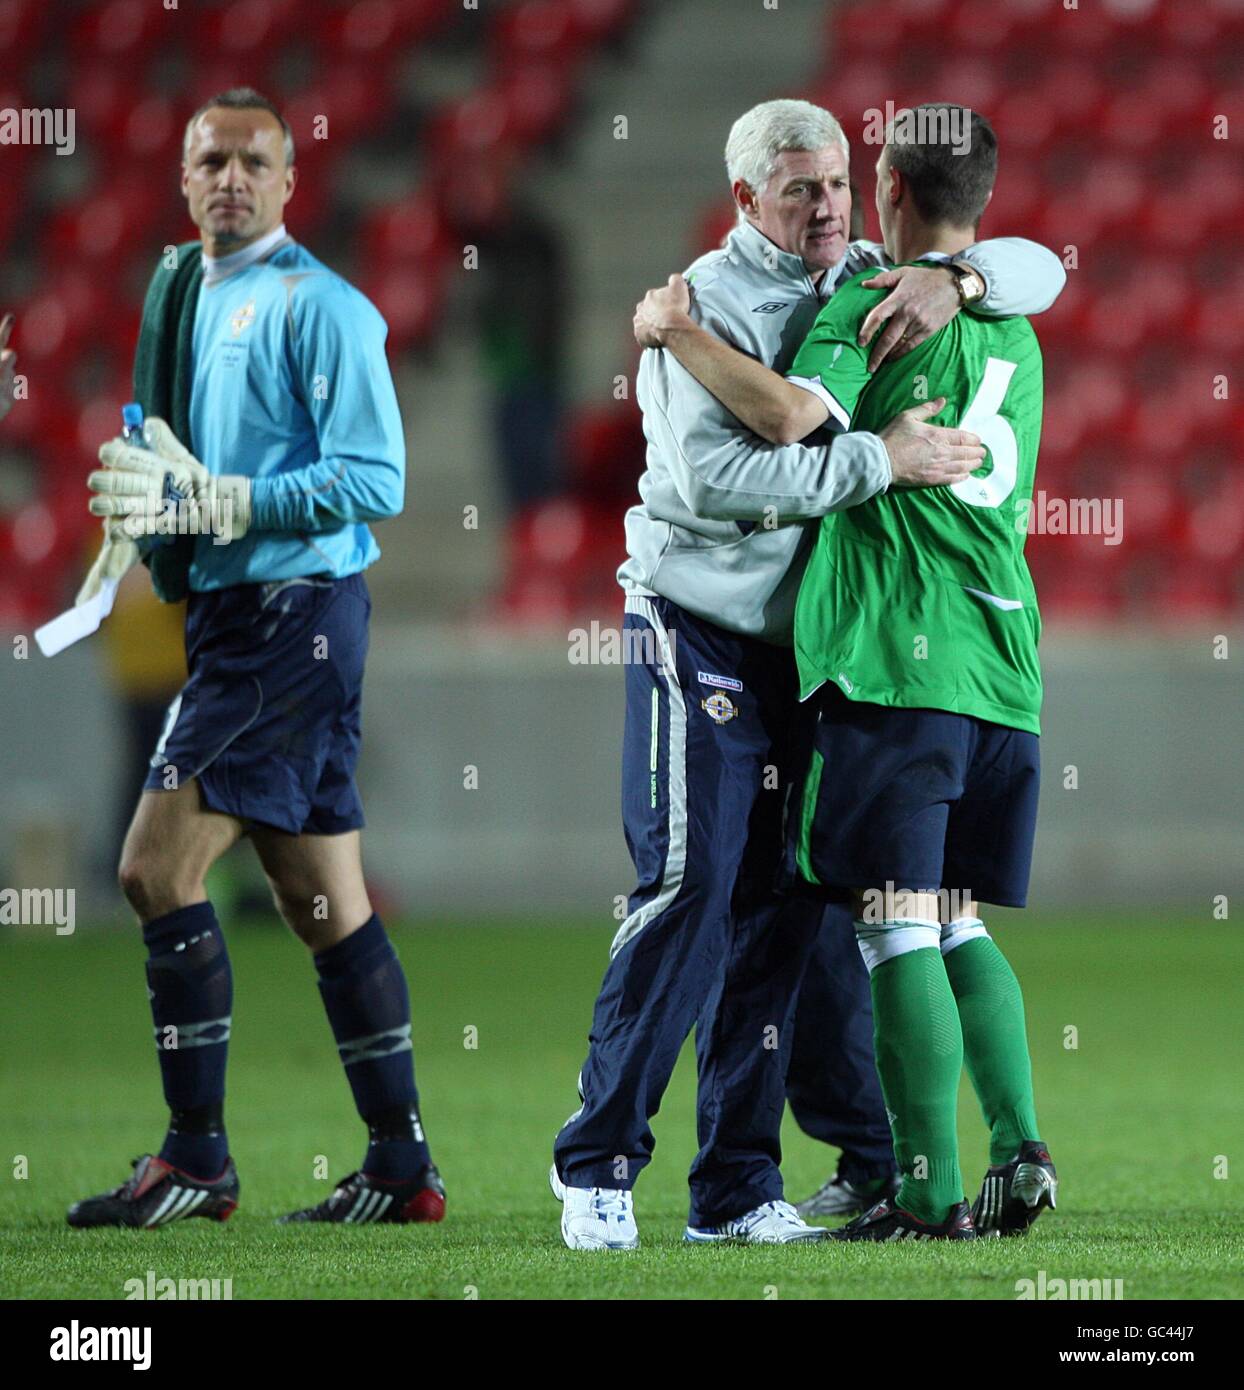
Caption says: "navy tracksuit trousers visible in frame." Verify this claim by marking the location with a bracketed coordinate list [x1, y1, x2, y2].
[787, 900, 896, 1187]
[553, 595, 893, 1226]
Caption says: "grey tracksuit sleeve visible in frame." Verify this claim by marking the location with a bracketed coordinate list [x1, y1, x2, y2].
[962, 237, 1067, 316]
[848, 235, 1067, 317]
[638, 340, 890, 524]
[617, 221, 1063, 644]
[637, 235, 1063, 528]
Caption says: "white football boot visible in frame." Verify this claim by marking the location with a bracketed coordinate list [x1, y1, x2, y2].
[685, 1198, 828, 1244]
[550, 1164, 639, 1250]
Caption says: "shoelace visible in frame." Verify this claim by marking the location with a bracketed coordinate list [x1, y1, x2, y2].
[589, 1188, 632, 1221]
[737, 1199, 802, 1235]
[327, 1173, 363, 1205]
[112, 1156, 148, 1199]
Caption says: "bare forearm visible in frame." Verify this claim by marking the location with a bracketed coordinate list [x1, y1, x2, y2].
[661, 322, 821, 445]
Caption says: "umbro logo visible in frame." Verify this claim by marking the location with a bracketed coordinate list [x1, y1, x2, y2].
[752, 302, 786, 314]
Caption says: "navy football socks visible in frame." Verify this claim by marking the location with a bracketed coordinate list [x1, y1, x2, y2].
[314, 914, 431, 1181]
[143, 902, 232, 1179]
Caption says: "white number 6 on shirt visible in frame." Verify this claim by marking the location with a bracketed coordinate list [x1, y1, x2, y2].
[950, 356, 1018, 509]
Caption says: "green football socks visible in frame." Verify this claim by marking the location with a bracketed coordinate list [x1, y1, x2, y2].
[868, 945, 965, 1224]
[943, 934, 1041, 1165]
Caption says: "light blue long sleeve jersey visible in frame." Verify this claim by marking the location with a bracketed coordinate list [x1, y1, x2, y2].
[186, 229, 405, 591]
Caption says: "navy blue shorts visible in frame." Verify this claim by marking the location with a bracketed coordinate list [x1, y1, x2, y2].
[143, 575, 370, 836]
[791, 684, 1040, 908]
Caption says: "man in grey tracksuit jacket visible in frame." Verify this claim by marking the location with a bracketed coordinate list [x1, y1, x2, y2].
[554, 112, 1066, 1244]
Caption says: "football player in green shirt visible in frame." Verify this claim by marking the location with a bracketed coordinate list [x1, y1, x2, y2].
[633, 105, 1056, 1241]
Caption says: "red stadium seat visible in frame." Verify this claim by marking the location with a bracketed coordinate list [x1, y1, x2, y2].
[694, 202, 736, 257]
[0, 378, 77, 458]
[500, 497, 625, 627]
[1193, 295, 1244, 356]
[41, 176, 165, 266]
[1124, 394, 1199, 464]
[1187, 482, 1244, 566]
[1035, 60, 1107, 133]
[1157, 0, 1229, 52]
[499, 64, 575, 147]
[1035, 189, 1105, 254]
[991, 90, 1057, 155]
[63, 65, 130, 144]
[1115, 460, 1179, 546]
[1079, 157, 1145, 236]
[192, 0, 302, 59]
[404, 0, 460, 44]
[71, 0, 165, 62]
[7, 0, 1238, 619]
[981, 164, 1040, 230]
[1034, 275, 1087, 347]
[120, 93, 183, 162]
[1149, 554, 1234, 620]
[1, 511, 71, 623]
[949, 0, 1023, 53]
[923, 57, 1002, 113]
[568, 0, 637, 45]
[182, 62, 276, 111]
[565, 403, 644, 508]
[696, 0, 1244, 618]
[427, 66, 573, 163]
[424, 89, 517, 169]
[436, 155, 518, 240]
[319, 0, 408, 58]
[16, 270, 111, 368]
[316, 0, 458, 53]
[358, 261, 447, 353]
[0, 152, 26, 255]
[281, 64, 393, 146]
[0, 0, 46, 61]
[360, 193, 456, 269]
[1186, 151, 1244, 236]
[1064, 359, 1129, 434]
[1100, 91, 1167, 155]
[1126, 258, 1190, 337]
[830, 6, 908, 62]
[4, 0, 651, 614]
[492, 0, 588, 67]
[1012, 2, 1116, 61]
[1140, 54, 1211, 129]
[809, 61, 892, 133]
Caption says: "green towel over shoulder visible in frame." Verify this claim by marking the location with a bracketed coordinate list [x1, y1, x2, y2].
[132, 240, 202, 602]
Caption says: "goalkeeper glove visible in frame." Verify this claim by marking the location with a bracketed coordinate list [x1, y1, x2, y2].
[75, 520, 140, 606]
[88, 417, 252, 542]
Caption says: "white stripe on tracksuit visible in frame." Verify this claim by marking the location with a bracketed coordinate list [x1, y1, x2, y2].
[608, 595, 687, 960]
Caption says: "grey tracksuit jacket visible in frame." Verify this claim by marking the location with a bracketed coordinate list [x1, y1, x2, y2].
[618, 220, 1066, 644]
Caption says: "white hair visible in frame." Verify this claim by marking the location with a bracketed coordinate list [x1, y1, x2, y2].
[725, 99, 849, 216]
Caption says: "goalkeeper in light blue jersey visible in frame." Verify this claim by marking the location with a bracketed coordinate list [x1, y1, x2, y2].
[182, 224, 405, 589]
[66, 89, 445, 1235]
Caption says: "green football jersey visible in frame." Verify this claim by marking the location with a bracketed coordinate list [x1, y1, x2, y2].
[789, 264, 1045, 733]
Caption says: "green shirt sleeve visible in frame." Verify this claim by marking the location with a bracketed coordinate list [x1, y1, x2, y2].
[786, 276, 884, 430]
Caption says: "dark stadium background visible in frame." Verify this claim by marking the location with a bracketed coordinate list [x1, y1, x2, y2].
[1, 0, 1241, 1306]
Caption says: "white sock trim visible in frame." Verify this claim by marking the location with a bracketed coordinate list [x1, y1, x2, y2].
[940, 916, 989, 955]
[854, 918, 941, 974]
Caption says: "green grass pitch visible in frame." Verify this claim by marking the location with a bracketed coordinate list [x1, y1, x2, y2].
[2, 913, 1241, 1300]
